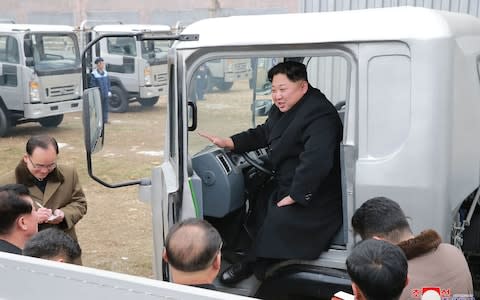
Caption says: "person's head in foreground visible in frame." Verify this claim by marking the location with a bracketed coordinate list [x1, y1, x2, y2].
[0, 188, 38, 252]
[351, 196, 413, 243]
[163, 218, 222, 287]
[23, 228, 81, 263]
[346, 239, 408, 300]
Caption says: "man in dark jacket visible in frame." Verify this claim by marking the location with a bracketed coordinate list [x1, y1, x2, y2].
[199, 61, 343, 284]
[0, 185, 38, 254]
[89, 57, 111, 124]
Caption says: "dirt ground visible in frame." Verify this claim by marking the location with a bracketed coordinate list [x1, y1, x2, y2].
[0, 101, 166, 278]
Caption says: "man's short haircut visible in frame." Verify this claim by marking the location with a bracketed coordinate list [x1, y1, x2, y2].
[351, 197, 411, 243]
[0, 184, 30, 197]
[347, 239, 408, 300]
[26, 135, 59, 155]
[23, 228, 81, 263]
[165, 218, 222, 272]
[268, 61, 308, 83]
[0, 189, 32, 235]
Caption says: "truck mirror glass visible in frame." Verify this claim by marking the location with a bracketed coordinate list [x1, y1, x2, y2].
[24, 39, 33, 58]
[82, 87, 104, 154]
[25, 57, 34, 67]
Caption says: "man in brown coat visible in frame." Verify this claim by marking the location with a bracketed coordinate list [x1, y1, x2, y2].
[0, 135, 87, 247]
[351, 197, 473, 300]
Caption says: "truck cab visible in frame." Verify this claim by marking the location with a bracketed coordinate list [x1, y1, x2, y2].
[82, 23, 171, 112]
[83, 7, 480, 299]
[0, 24, 82, 137]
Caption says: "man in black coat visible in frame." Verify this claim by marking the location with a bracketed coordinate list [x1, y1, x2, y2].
[199, 61, 343, 284]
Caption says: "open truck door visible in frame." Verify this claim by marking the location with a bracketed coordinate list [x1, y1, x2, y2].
[81, 31, 199, 280]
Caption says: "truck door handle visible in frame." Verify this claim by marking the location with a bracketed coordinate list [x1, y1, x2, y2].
[188, 100, 197, 131]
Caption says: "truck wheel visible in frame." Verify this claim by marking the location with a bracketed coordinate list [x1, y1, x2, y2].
[109, 86, 129, 113]
[39, 114, 64, 128]
[215, 81, 234, 91]
[0, 107, 11, 137]
[139, 97, 159, 107]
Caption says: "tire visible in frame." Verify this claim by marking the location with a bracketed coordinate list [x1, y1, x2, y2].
[39, 114, 63, 128]
[463, 207, 480, 252]
[139, 97, 159, 107]
[109, 86, 129, 113]
[215, 81, 234, 91]
[0, 107, 11, 137]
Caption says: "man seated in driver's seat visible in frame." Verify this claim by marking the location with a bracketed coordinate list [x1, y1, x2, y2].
[199, 61, 343, 284]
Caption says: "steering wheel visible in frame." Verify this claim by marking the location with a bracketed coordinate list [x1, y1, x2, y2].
[241, 152, 273, 176]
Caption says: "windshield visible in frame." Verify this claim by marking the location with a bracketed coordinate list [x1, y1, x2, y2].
[26, 33, 80, 71]
[187, 55, 350, 155]
[141, 40, 169, 65]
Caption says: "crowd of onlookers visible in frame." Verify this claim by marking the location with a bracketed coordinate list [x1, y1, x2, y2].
[161, 196, 474, 300]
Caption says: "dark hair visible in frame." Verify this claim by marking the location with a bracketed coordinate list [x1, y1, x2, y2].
[94, 57, 104, 64]
[165, 218, 222, 272]
[347, 239, 408, 300]
[267, 61, 308, 83]
[0, 190, 33, 235]
[0, 184, 30, 197]
[351, 197, 412, 243]
[26, 135, 59, 155]
[23, 228, 81, 263]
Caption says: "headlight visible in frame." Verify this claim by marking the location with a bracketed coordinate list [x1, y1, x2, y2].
[144, 67, 152, 85]
[29, 81, 41, 103]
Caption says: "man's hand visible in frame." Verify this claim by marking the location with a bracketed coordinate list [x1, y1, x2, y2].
[46, 209, 65, 224]
[277, 195, 296, 207]
[36, 207, 53, 224]
[198, 131, 234, 150]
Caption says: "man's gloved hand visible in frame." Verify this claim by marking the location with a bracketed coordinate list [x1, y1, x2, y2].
[108, 91, 112, 97]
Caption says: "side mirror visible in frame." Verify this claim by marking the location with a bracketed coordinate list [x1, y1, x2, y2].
[82, 87, 104, 154]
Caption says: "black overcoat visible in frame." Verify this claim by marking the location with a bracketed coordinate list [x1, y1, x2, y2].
[231, 85, 343, 259]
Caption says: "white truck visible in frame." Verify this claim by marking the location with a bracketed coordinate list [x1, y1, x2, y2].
[0, 24, 82, 137]
[1, 6, 479, 300]
[81, 23, 171, 112]
[82, 7, 480, 299]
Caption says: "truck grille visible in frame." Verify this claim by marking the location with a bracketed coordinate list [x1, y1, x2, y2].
[47, 85, 76, 97]
[153, 73, 167, 84]
[235, 63, 248, 72]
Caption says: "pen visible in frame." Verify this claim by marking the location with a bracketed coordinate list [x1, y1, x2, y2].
[35, 201, 58, 221]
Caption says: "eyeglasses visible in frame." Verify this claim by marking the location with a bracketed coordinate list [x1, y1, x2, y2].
[28, 156, 56, 171]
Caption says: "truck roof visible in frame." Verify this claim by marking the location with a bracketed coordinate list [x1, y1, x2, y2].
[0, 24, 75, 32]
[176, 6, 480, 49]
[92, 24, 171, 33]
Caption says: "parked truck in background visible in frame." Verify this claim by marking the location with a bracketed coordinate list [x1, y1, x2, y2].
[0, 24, 82, 137]
[80, 23, 171, 112]
[205, 58, 252, 91]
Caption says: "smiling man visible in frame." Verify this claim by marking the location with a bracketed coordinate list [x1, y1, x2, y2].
[0, 135, 87, 264]
[199, 61, 343, 284]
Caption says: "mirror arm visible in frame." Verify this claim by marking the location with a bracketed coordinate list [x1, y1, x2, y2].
[86, 151, 150, 188]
